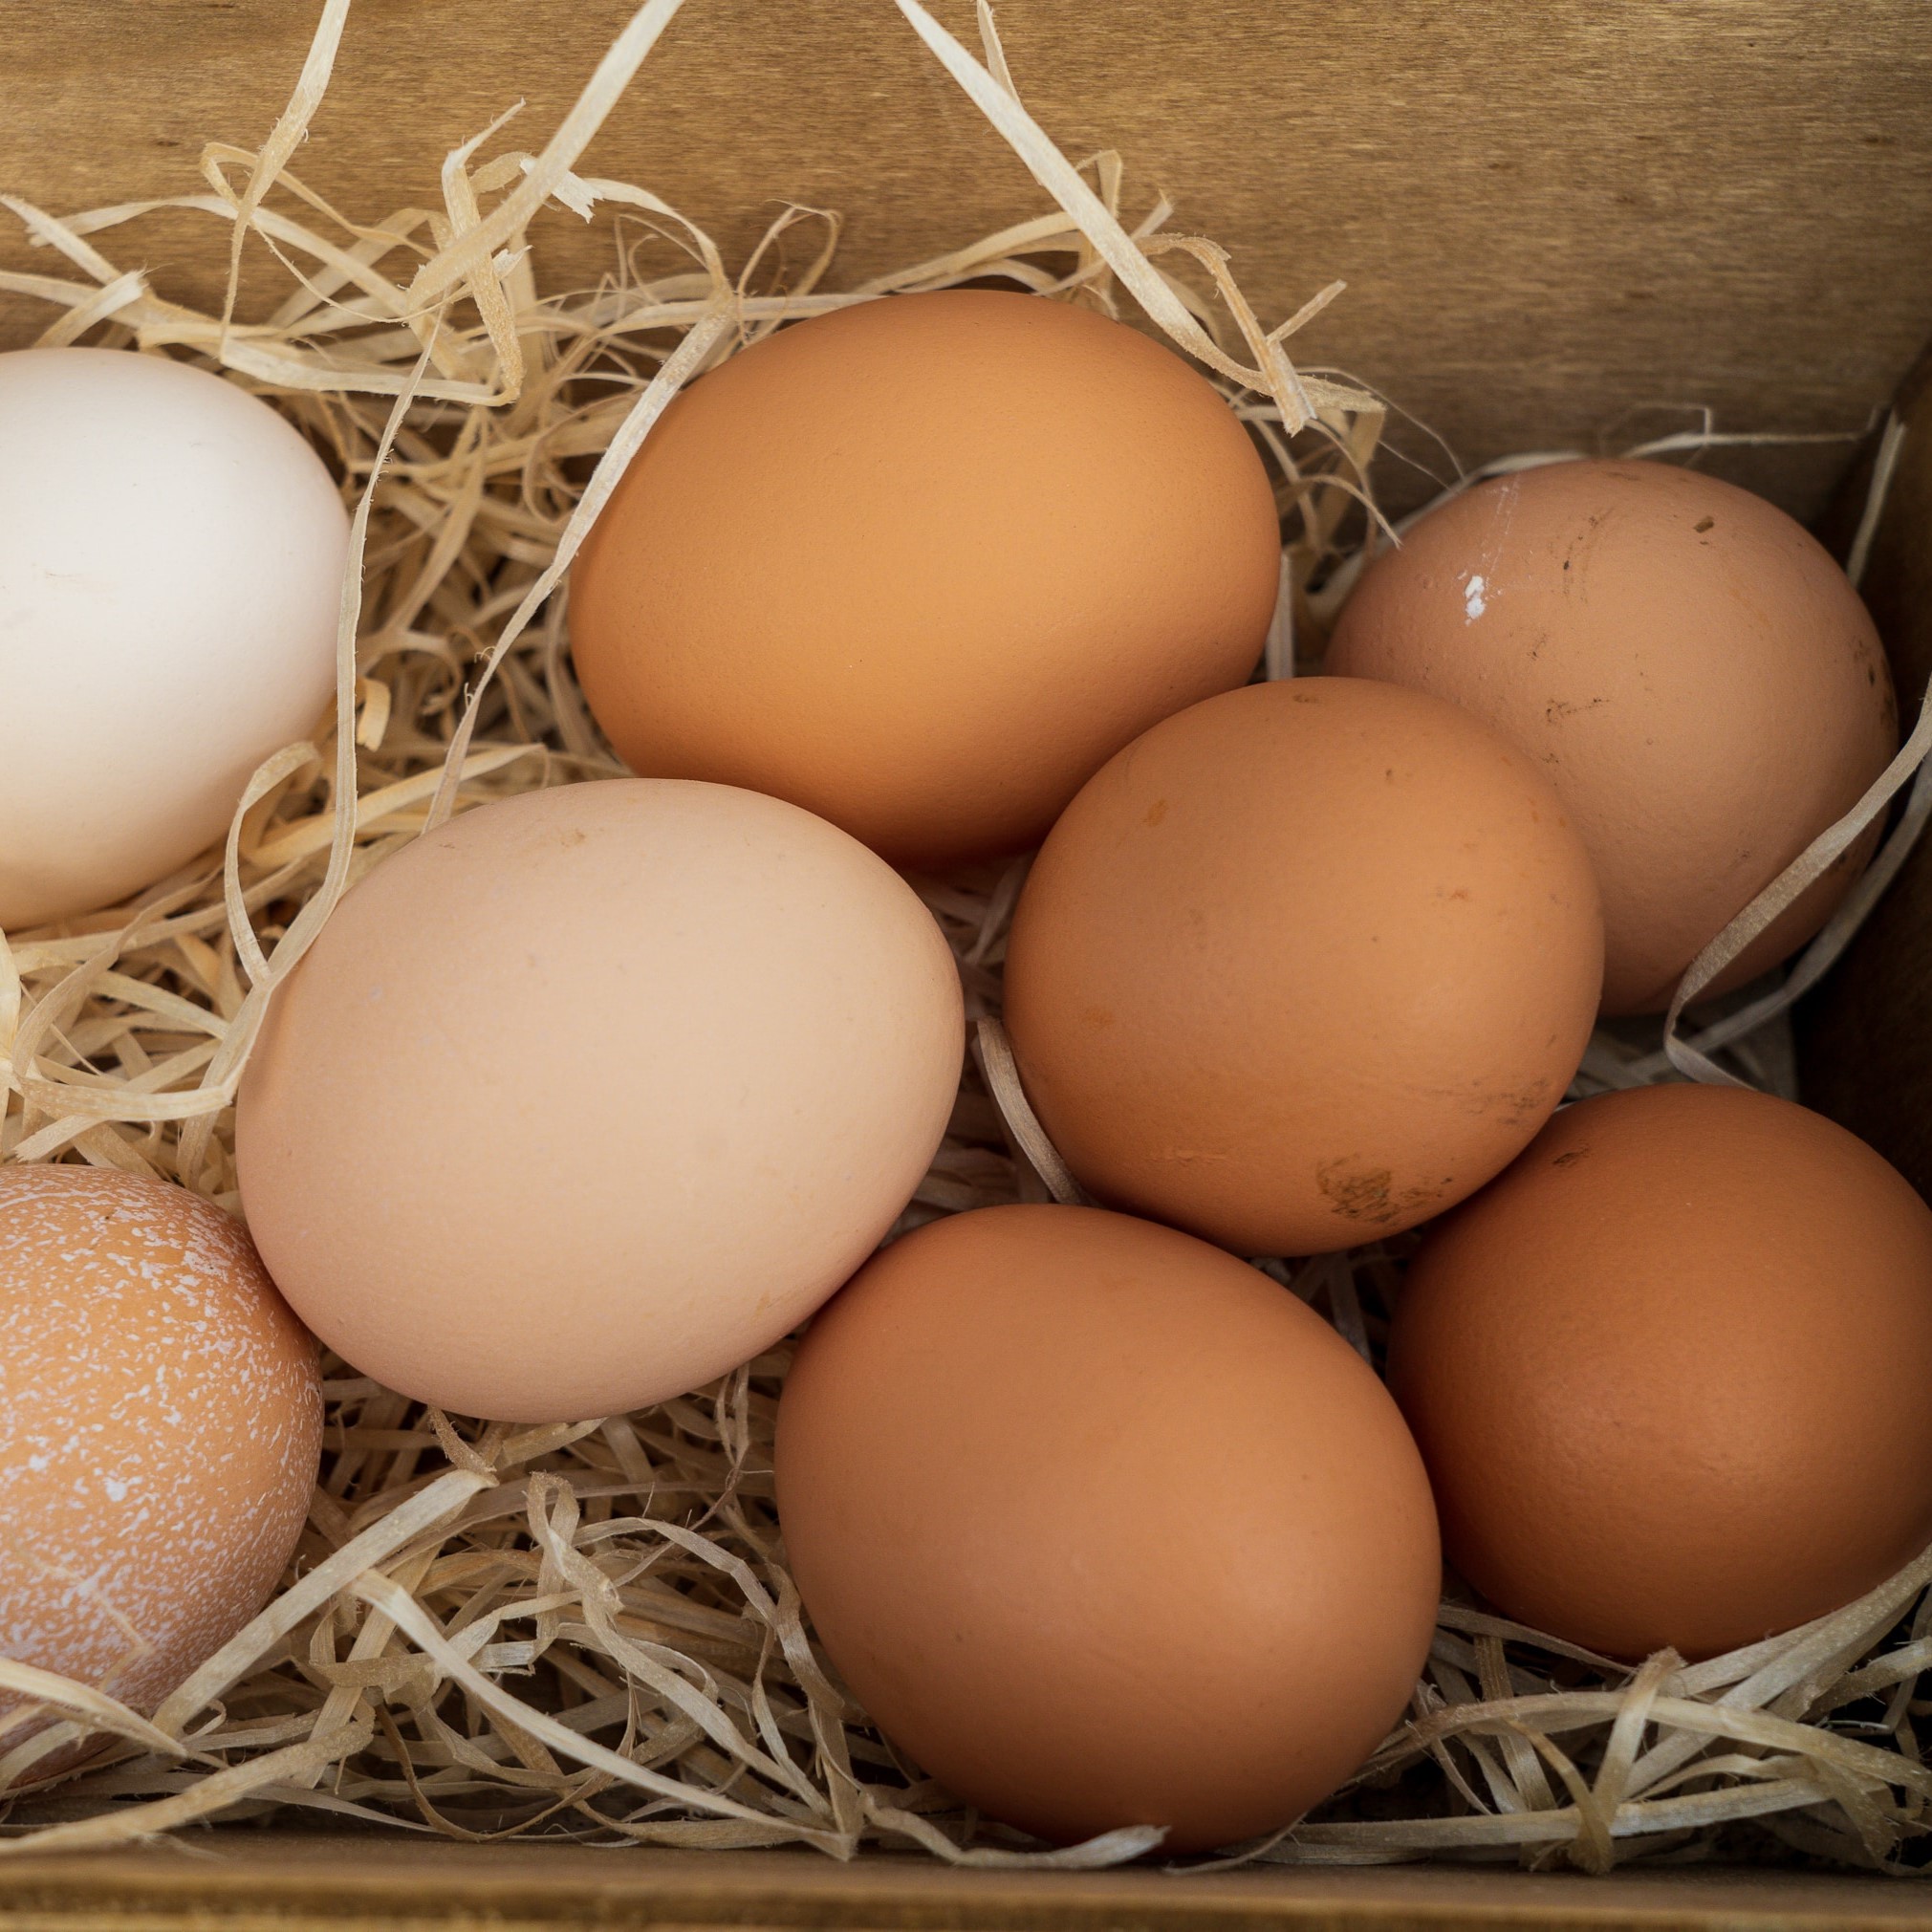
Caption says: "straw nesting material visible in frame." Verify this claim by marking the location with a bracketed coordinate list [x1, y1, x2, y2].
[3, 0, 1932, 1875]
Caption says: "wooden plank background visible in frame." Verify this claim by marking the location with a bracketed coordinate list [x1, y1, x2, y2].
[1, 0, 1928, 517]
[5, 1833, 1932, 1930]
[1797, 341, 1932, 1188]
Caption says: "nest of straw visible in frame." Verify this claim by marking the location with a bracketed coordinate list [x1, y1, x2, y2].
[4, 0, 1932, 1876]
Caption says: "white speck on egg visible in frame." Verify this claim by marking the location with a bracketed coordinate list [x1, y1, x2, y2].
[0, 1165, 322, 1736]
[1464, 573, 1487, 621]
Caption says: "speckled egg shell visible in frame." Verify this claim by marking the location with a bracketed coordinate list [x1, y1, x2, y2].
[569, 289, 1281, 870]
[1327, 459, 1897, 1013]
[1387, 1083, 1932, 1661]
[775, 1203, 1441, 1852]
[0, 1166, 320, 1727]
[1002, 678, 1605, 1257]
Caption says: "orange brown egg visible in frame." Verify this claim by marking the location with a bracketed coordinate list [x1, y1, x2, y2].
[1387, 1083, 1932, 1661]
[1003, 677, 1605, 1256]
[569, 290, 1281, 870]
[776, 1203, 1441, 1850]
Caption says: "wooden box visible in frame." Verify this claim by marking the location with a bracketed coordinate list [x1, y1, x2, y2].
[3, 3, 1932, 1925]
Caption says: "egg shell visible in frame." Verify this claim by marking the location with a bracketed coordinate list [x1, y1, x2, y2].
[568, 290, 1281, 870]
[0, 1166, 320, 1744]
[1386, 1083, 1932, 1661]
[1326, 459, 1897, 1014]
[235, 779, 965, 1423]
[0, 348, 347, 933]
[774, 1203, 1441, 1852]
[1003, 677, 1605, 1257]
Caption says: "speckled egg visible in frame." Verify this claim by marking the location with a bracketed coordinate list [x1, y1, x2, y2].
[1327, 459, 1898, 1013]
[0, 1166, 320, 1756]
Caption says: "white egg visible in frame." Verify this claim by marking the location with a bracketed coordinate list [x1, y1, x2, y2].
[0, 348, 348, 931]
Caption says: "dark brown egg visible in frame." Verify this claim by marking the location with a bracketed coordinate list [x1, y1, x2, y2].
[1388, 1083, 1932, 1661]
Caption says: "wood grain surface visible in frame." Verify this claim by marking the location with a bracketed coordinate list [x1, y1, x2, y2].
[1797, 348, 1932, 1189]
[2, 0, 1929, 515]
[1, 1834, 1931, 1932]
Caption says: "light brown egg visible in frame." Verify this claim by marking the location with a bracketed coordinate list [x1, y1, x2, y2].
[236, 779, 963, 1424]
[1386, 1084, 1932, 1661]
[775, 1204, 1440, 1852]
[1003, 678, 1604, 1257]
[0, 1166, 320, 1765]
[1327, 459, 1898, 1014]
[569, 290, 1280, 870]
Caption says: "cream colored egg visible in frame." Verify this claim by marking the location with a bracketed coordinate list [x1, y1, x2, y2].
[235, 779, 965, 1423]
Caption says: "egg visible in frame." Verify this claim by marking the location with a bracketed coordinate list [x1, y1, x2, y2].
[236, 779, 964, 1423]
[775, 1203, 1440, 1851]
[569, 290, 1280, 870]
[0, 348, 348, 933]
[1327, 459, 1897, 1014]
[1003, 678, 1604, 1257]
[0, 1166, 320, 1768]
[1386, 1083, 1932, 1661]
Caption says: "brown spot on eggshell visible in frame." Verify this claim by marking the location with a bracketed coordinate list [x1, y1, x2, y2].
[1316, 1160, 1445, 1226]
[1545, 697, 1609, 725]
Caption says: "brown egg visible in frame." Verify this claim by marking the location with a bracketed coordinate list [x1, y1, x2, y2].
[1003, 678, 1604, 1257]
[1327, 459, 1898, 1014]
[1386, 1084, 1932, 1661]
[569, 290, 1280, 870]
[0, 1166, 320, 1765]
[237, 780, 963, 1424]
[775, 1204, 1440, 1852]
